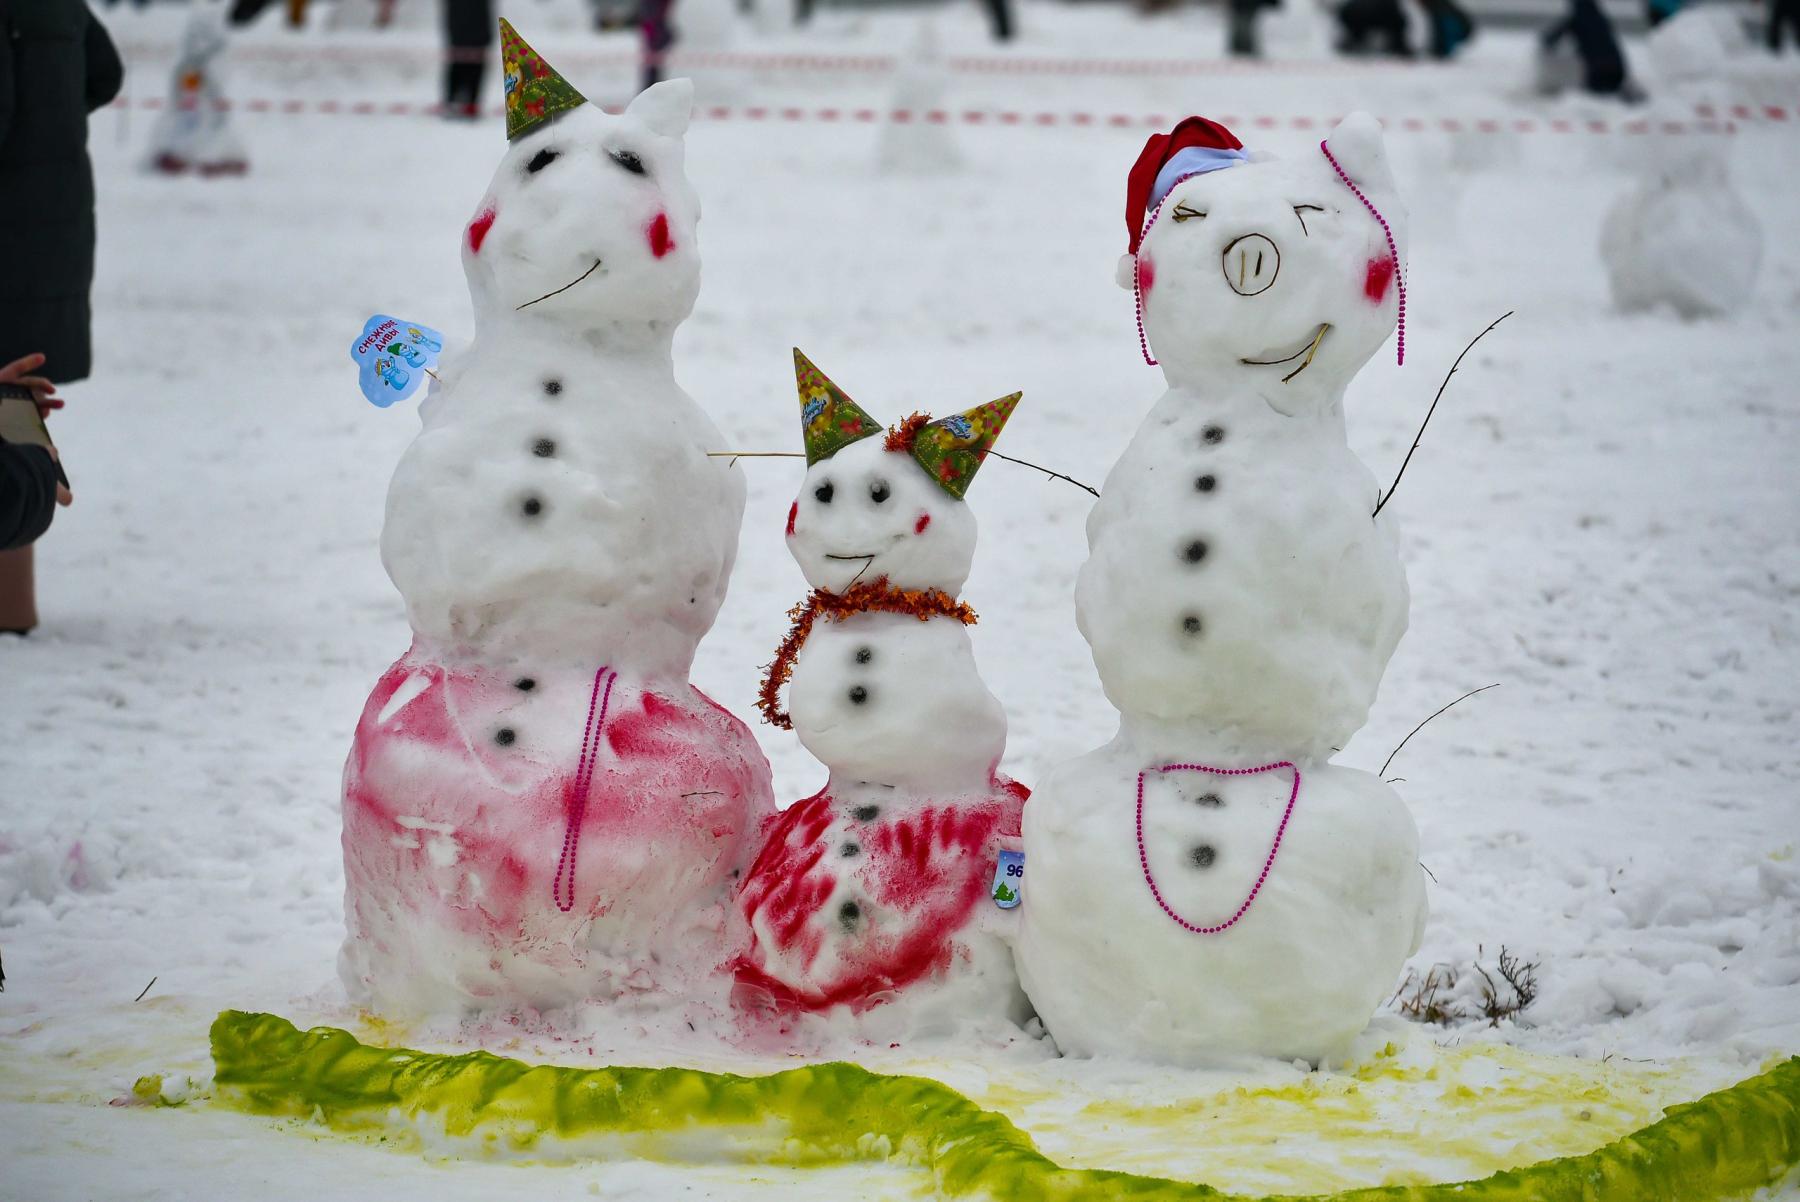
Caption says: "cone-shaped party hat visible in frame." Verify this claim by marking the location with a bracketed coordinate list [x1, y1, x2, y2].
[500, 19, 587, 141]
[909, 393, 1020, 498]
[794, 349, 882, 466]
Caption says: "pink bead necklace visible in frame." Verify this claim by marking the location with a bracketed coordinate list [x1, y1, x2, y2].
[553, 665, 618, 913]
[1135, 760, 1301, 934]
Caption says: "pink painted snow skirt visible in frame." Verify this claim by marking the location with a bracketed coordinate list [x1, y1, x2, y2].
[732, 778, 1027, 1015]
[340, 647, 775, 1016]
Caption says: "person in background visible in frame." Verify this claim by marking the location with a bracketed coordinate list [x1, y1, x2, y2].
[641, 0, 676, 90]
[0, 353, 72, 630]
[1772, 0, 1800, 50]
[1337, 0, 1413, 55]
[1227, 0, 1276, 57]
[0, 0, 121, 636]
[1541, 0, 1646, 100]
[444, 0, 494, 119]
[1419, 0, 1475, 56]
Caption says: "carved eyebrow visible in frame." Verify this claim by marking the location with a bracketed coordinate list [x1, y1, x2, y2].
[1293, 204, 1325, 235]
[1171, 203, 1206, 223]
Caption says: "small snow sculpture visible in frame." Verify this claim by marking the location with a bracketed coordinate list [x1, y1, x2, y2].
[733, 351, 1027, 1035]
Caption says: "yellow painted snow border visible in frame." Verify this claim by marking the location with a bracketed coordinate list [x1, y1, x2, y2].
[210, 1010, 1800, 1201]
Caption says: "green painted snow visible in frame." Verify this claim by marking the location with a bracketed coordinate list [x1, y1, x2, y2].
[210, 1010, 1800, 1201]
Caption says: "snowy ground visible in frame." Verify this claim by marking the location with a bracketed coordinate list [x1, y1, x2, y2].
[2, 1, 1798, 1199]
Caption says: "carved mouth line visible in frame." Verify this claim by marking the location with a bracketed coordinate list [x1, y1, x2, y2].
[1241, 323, 1331, 383]
[516, 258, 603, 311]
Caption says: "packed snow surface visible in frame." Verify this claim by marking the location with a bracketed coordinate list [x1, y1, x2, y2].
[2, 1, 1798, 1199]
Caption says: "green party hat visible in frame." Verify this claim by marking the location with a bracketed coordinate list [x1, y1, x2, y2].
[500, 19, 588, 142]
[910, 393, 1021, 499]
[794, 349, 882, 466]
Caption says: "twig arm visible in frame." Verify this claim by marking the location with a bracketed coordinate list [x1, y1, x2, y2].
[1374, 311, 1513, 519]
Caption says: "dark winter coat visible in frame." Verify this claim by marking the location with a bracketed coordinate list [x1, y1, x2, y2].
[0, 1, 124, 385]
[0, 439, 59, 550]
[445, 0, 494, 50]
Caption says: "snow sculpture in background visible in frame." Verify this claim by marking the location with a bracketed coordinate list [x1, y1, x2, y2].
[1016, 115, 1428, 1065]
[877, 23, 963, 175]
[733, 351, 1028, 1035]
[340, 22, 774, 1017]
[1600, 146, 1761, 320]
[147, 7, 248, 176]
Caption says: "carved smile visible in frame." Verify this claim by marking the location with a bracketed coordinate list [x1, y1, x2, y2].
[1242, 323, 1331, 383]
[516, 258, 603, 311]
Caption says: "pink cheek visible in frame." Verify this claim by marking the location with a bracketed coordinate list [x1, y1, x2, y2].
[1137, 254, 1155, 295]
[1363, 255, 1395, 303]
[467, 208, 496, 255]
[785, 502, 798, 538]
[913, 513, 931, 535]
[647, 212, 674, 259]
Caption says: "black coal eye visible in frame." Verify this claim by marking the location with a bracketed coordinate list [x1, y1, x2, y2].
[526, 147, 560, 174]
[814, 481, 834, 504]
[869, 480, 890, 504]
[609, 148, 646, 175]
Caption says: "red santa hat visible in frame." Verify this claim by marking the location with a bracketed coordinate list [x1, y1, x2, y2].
[1125, 117, 1245, 256]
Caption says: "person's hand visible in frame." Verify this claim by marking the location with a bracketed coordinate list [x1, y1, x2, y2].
[47, 445, 71, 507]
[0, 353, 60, 417]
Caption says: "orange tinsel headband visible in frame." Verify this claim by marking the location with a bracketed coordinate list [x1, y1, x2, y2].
[757, 579, 978, 730]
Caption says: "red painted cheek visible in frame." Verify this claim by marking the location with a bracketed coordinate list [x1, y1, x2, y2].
[786, 502, 798, 537]
[467, 208, 496, 255]
[1364, 255, 1395, 303]
[1137, 254, 1155, 295]
[647, 212, 674, 259]
[914, 512, 931, 535]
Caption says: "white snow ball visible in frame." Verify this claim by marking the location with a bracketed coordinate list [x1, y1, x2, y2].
[1600, 150, 1761, 319]
[1135, 113, 1405, 409]
[787, 435, 977, 596]
[462, 82, 701, 332]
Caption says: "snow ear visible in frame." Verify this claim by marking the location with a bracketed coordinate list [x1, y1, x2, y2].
[1115, 254, 1136, 291]
[626, 78, 694, 139]
[1323, 112, 1396, 197]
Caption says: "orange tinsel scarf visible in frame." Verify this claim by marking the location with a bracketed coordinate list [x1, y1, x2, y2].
[757, 578, 979, 730]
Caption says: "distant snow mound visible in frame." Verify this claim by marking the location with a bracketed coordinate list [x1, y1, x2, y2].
[1647, 5, 1751, 83]
[1599, 150, 1761, 319]
[877, 22, 963, 175]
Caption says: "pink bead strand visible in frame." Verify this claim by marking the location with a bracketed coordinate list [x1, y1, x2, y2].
[1135, 760, 1301, 934]
[553, 666, 617, 913]
[1320, 138, 1405, 366]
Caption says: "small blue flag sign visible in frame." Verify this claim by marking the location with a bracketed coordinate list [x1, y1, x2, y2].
[351, 315, 444, 408]
[992, 850, 1024, 909]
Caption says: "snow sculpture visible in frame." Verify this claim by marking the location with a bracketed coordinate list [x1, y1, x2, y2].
[733, 351, 1028, 1033]
[147, 7, 248, 176]
[1600, 146, 1762, 320]
[1016, 115, 1428, 1065]
[340, 22, 774, 1016]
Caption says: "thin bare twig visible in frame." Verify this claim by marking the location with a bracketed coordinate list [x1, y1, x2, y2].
[1380, 683, 1500, 777]
[134, 976, 158, 1002]
[985, 451, 1099, 497]
[705, 451, 805, 458]
[1374, 311, 1513, 518]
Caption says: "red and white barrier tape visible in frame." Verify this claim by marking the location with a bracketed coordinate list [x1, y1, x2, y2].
[115, 94, 1779, 134]
[121, 38, 1424, 76]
